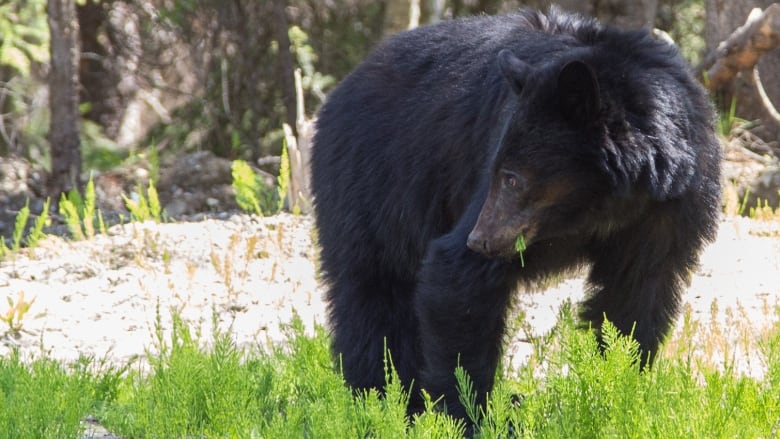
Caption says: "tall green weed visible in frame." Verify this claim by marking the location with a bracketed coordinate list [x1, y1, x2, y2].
[59, 174, 105, 240]
[1, 308, 778, 438]
[0, 352, 113, 439]
[232, 159, 277, 215]
[122, 180, 164, 222]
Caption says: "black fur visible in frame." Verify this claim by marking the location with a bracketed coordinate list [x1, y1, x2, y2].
[311, 7, 721, 422]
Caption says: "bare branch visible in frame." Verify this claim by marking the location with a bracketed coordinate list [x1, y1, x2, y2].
[752, 65, 780, 125]
[282, 69, 313, 214]
[696, 4, 780, 91]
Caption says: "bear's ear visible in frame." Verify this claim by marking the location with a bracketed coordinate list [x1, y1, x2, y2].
[498, 49, 531, 95]
[557, 60, 601, 124]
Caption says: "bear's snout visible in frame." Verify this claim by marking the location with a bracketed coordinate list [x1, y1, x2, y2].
[466, 231, 487, 254]
[467, 230, 502, 257]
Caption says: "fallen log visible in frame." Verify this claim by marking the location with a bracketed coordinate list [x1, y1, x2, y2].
[696, 4, 780, 92]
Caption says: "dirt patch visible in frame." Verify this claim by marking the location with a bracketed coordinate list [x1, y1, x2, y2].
[1, 212, 778, 379]
[1, 213, 320, 367]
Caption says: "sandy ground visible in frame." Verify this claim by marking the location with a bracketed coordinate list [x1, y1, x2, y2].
[1, 213, 778, 379]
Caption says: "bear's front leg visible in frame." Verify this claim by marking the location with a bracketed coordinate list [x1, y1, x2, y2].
[414, 222, 520, 422]
[582, 206, 711, 367]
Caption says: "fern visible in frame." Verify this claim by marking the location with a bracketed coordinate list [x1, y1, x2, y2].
[83, 175, 97, 238]
[455, 364, 481, 426]
[515, 234, 527, 267]
[147, 181, 162, 221]
[277, 139, 291, 213]
[231, 160, 263, 215]
[24, 197, 50, 248]
[11, 199, 30, 251]
[121, 180, 163, 223]
[59, 192, 86, 240]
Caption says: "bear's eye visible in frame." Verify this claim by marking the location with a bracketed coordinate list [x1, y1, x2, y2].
[502, 171, 522, 189]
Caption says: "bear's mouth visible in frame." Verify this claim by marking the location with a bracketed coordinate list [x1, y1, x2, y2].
[467, 225, 536, 260]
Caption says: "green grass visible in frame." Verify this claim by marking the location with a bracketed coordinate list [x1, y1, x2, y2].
[515, 234, 527, 267]
[0, 352, 120, 439]
[0, 306, 778, 438]
[506, 318, 780, 438]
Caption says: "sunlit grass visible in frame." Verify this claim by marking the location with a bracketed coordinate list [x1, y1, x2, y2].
[1, 302, 777, 438]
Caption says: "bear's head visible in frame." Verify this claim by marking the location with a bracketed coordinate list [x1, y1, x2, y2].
[467, 49, 621, 258]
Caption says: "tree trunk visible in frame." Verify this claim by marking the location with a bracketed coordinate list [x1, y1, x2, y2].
[426, 0, 446, 24]
[107, 1, 142, 149]
[705, 0, 780, 142]
[383, 0, 413, 34]
[273, 0, 297, 138]
[593, 0, 658, 29]
[78, 0, 142, 147]
[449, 0, 504, 17]
[77, 1, 110, 133]
[47, 0, 82, 196]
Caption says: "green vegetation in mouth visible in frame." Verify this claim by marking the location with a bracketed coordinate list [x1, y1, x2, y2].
[515, 234, 527, 267]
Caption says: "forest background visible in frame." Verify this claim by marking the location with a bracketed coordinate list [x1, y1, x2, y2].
[0, 0, 779, 235]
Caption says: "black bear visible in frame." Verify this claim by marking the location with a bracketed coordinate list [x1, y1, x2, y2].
[311, 7, 721, 421]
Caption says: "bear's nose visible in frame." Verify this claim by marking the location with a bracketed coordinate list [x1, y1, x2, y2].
[466, 232, 490, 255]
